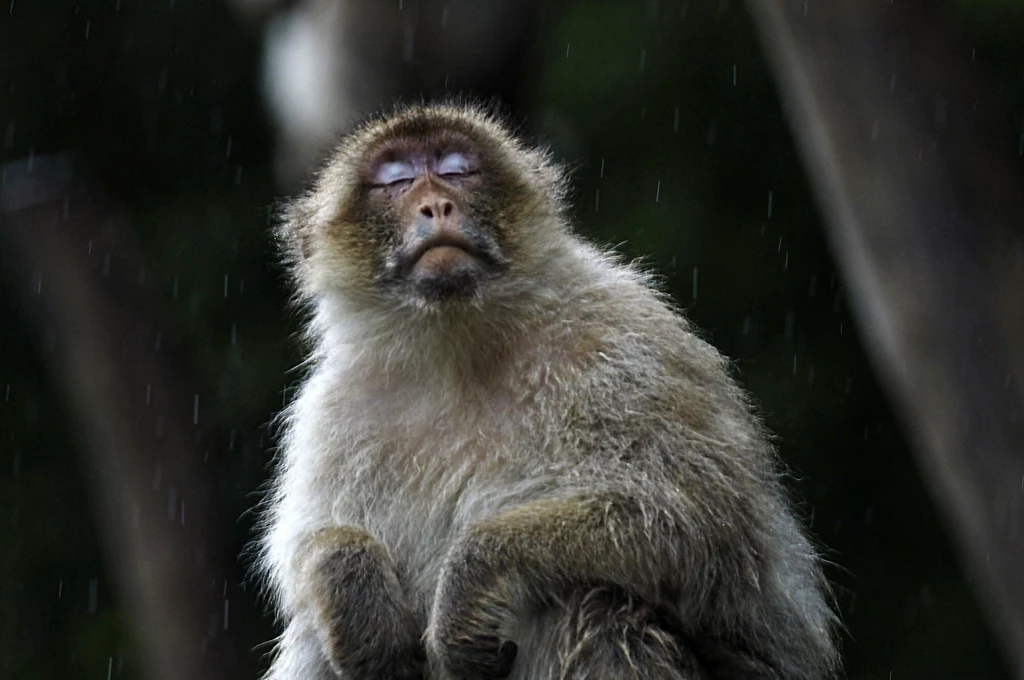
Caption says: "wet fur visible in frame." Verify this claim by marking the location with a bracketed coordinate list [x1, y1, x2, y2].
[257, 102, 839, 679]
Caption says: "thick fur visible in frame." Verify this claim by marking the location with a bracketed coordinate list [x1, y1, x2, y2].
[258, 103, 839, 679]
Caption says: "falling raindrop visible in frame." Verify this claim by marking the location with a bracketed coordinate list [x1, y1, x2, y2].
[403, 25, 415, 62]
[88, 578, 98, 614]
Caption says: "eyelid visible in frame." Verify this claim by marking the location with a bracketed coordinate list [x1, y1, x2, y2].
[437, 152, 472, 176]
[374, 161, 416, 185]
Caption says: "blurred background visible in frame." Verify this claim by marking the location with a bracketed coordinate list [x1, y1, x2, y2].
[2, 1, 1023, 679]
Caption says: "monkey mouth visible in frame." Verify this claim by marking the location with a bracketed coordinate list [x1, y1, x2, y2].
[398, 228, 503, 279]
[394, 230, 501, 301]
[406, 232, 481, 270]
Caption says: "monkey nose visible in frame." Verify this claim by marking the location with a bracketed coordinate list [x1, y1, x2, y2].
[418, 197, 455, 221]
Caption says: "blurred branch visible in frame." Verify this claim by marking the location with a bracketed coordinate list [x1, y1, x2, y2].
[746, 0, 1024, 674]
[0, 157, 243, 680]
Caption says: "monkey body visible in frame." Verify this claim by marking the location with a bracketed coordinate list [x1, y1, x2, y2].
[260, 104, 837, 680]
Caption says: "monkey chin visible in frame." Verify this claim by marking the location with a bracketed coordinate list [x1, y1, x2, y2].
[408, 245, 490, 302]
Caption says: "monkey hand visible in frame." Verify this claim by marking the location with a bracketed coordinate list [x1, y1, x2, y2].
[299, 527, 425, 680]
[427, 532, 522, 679]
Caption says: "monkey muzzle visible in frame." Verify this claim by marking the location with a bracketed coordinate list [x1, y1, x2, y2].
[395, 218, 500, 300]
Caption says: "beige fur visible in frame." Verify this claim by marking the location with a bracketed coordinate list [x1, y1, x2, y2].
[258, 103, 838, 680]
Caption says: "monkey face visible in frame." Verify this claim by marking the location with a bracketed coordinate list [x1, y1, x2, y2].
[284, 104, 568, 309]
[361, 134, 508, 303]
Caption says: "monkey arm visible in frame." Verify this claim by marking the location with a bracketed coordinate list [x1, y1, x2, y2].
[426, 491, 770, 677]
[293, 526, 424, 680]
[428, 489, 836, 679]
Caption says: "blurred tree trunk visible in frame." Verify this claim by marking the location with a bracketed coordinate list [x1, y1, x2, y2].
[0, 157, 245, 680]
[746, 1, 1024, 675]
[230, 0, 540, 187]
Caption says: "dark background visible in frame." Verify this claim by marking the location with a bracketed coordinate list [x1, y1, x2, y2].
[1, 1, 1022, 678]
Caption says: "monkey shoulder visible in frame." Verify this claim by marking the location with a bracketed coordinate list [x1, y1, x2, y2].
[564, 287, 737, 411]
[539, 277, 770, 472]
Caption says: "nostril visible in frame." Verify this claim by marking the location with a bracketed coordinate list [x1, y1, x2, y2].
[420, 206, 433, 219]
[443, 202, 453, 217]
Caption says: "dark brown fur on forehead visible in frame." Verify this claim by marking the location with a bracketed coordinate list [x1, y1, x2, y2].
[355, 106, 499, 151]
[363, 102, 514, 139]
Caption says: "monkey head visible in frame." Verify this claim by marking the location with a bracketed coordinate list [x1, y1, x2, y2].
[281, 103, 569, 311]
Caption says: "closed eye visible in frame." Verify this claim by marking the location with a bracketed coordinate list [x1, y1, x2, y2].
[374, 161, 416, 186]
[437, 152, 474, 177]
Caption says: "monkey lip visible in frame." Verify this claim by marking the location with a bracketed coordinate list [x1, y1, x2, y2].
[404, 233, 482, 271]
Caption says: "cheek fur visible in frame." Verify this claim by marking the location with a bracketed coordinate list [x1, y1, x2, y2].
[347, 201, 411, 285]
[315, 215, 389, 291]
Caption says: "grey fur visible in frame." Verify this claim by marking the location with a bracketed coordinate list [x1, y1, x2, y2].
[257, 103, 839, 680]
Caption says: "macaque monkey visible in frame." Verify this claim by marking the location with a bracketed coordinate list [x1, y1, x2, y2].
[259, 102, 838, 680]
